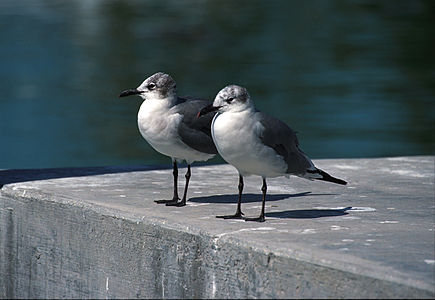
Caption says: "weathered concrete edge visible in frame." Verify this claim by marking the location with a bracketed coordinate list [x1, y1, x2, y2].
[1, 182, 434, 298]
[1, 180, 432, 292]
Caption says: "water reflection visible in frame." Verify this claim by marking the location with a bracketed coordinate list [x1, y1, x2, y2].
[0, 0, 434, 169]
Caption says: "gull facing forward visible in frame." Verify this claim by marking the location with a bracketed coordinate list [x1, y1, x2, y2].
[198, 85, 347, 222]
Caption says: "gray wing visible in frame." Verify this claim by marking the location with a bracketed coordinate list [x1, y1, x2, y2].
[175, 97, 218, 155]
[257, 112, 313, 174]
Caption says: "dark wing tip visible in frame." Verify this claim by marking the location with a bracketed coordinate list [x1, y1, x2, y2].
[308, 169, 348, 185]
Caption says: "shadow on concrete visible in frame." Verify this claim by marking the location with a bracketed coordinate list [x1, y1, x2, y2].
[266, 207, 352, 219]
[0, 165, 168, 189]
[189, 192, 339, 204]
[0, 162, 226, 189]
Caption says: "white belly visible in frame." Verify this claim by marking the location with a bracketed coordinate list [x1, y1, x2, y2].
[212, 111, 287, 177]
[138, 100, 214, 163]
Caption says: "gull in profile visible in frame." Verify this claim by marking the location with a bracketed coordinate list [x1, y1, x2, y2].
[120, 72, 218, 206]
[198, 85, 347, 222]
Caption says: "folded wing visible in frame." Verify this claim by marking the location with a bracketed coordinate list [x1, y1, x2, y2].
[176, 98, 218, 155]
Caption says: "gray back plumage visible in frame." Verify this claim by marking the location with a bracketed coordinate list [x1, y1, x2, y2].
[257, 112, 313, 175]
[176, 97, 218, 155]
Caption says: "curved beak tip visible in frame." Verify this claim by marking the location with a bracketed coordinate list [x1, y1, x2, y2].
[119, 89, 142, 98]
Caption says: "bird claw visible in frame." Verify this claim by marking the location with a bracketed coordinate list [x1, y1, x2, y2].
[216, 212, 244, 219]
[165, 199, 186, 207]
[175, 201, 186, 207]
[244, 215, 265, 222]
[154, 198, 179, 205]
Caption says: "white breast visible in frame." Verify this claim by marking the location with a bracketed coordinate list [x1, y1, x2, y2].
[211, 110, 287, 177]
[138, 99, 214, 163]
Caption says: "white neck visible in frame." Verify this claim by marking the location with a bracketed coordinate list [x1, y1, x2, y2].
[142, 93, 177, 110]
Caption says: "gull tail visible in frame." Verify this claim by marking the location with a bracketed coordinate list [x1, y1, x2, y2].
[306, 168, 347, 185]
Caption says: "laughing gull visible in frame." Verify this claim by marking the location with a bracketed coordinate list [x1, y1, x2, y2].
[119, 72, 218, 206]
[198, 85, 347, 222]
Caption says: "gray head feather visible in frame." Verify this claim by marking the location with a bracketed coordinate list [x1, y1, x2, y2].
[217, 85, 249, 103]
[140, 72, 177, 97]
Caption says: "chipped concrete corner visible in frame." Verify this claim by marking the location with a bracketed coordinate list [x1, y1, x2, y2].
[0, 157, 434, 298]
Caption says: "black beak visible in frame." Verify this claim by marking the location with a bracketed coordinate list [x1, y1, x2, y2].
[119, 88, 142, 98]
[197, 104, 221, 118]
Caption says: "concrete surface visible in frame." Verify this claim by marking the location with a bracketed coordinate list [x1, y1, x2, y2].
[0, 156, 434, 298]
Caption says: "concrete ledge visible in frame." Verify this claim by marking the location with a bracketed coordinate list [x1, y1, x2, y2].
[1, 157, 434, 298]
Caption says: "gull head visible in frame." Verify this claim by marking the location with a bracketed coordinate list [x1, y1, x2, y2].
[119, 72, 177, 100]
[198, 85, 252, 118]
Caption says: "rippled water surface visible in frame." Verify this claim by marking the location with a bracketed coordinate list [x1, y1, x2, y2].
[1, 0, 434, 169]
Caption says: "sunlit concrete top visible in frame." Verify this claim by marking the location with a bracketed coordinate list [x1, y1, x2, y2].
[1, 156, 434, 297]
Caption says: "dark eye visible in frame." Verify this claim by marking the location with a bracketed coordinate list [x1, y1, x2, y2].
[226, 97, 234, 103]
[147, 82, 156, 90]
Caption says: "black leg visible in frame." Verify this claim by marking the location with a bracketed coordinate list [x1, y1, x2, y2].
[245, 178, 266, 222]
[155, 160, 180, 205]
[168, 164, 191, 207]
[217, 174, 244, 219]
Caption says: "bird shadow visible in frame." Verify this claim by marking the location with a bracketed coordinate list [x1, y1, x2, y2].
[189, 191, 338, 204]
[266, 207, 352, 219]
[190, 192, 350, 220]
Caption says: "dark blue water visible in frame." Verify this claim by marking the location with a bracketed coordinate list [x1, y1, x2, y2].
[1, 0, 434, 169]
